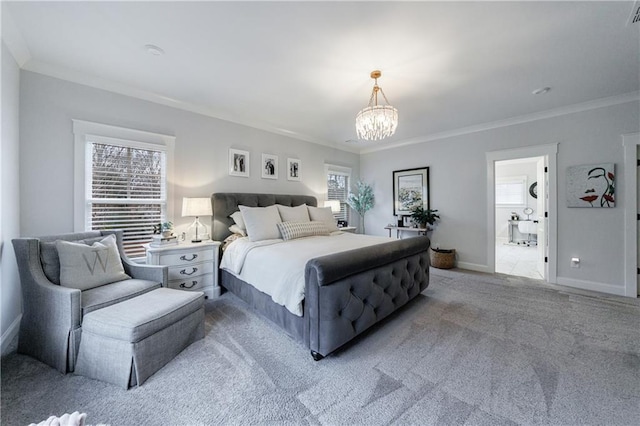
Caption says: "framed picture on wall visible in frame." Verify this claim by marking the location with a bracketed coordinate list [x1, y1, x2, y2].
[287, 158, 301, 181]
[393, 167, 429, 216]
[229, 148, 250, 177]
[566, 163, 615, 208]
[261, 153, 278, 179]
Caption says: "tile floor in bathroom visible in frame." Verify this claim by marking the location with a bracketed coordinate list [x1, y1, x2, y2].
[495, 242, 543, 279]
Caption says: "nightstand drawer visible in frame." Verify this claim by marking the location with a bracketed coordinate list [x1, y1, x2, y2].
[167, 262, 214, 281]
[144, 240, 221, 300]
[168, 273, 213, 292]
[159, 249, 213, 265]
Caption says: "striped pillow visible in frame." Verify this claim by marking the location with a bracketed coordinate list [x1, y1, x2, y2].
[277, 221, 330, 241]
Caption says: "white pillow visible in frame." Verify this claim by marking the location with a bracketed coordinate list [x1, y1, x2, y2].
[276, 204, 310, 223]
[228, 224, 247, 237]
[229, 211, 246, 230]
[307, 206, 339, 232]
[277, 221, 330, 241]
[239, 205, 283, 241]
[56, 234, 130, 290]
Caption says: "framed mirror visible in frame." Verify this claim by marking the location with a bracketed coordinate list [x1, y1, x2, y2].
[529, 182, 538, 199]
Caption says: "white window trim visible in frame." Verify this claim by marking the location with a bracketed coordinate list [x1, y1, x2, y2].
[73, 119, 175, 233]
[324, 163, 352, 222]
[324, 163, 352, 199]
[495, 175, 527, 207]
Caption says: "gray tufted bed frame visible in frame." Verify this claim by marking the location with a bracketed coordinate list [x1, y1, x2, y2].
[212, 192, 430, 360]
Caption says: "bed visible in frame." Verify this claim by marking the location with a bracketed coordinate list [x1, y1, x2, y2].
[212, 192, 430, 360]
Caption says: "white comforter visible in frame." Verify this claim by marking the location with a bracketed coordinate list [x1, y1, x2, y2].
[220, 232, 392, 316]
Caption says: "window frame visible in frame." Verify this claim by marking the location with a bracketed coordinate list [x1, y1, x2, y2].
[73, 120, 175, 257]
[324, 163, 352, 223]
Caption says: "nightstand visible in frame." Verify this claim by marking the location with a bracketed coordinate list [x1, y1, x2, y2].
[339, 226, 357, 233]
[144, 240, 221, 299]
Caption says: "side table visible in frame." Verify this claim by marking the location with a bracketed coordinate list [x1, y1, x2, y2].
[145, 240, 221, 299]
[339, 226, 357, 233]
[384, 225, 430, 239]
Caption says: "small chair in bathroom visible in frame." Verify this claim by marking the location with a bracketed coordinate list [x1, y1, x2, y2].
[517, 207, 537, 246]
[517, 220, 538, 246]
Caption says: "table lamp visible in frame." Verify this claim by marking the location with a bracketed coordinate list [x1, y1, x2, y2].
[182, 197, 212, 243]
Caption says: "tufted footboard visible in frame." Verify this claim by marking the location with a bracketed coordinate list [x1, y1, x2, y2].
[304, 236, 430, 359]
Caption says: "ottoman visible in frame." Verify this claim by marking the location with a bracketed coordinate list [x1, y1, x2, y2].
[75, 288, 205, 388]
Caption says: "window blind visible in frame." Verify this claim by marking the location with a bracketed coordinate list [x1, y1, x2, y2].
[496, 178, 526, 205]
[327, 172, 349, 222]
[88, 142, 167, 258]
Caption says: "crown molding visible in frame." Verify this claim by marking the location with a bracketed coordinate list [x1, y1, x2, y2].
[1, 6, 31, 67]
[359, 91, 640, 154]
[16, 56, 638, 158]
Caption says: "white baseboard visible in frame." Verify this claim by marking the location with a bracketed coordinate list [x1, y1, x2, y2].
[555, 277, 627, 297]
[456, 262, 490, 273]
[1, 314, 21, 355]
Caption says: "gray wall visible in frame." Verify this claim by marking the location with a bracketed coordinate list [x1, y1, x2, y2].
[1, 42, 22, 353]
[7, 70, 359, 349]
[19, 71, 359, 238]
[361, 101, 639, 294]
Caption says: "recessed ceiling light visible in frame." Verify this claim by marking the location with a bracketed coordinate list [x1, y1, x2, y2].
[144, 44, 165, 56]
[532, 87, 551, 95]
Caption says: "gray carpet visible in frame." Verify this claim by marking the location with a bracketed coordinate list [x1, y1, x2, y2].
[2, 269, 639, 425]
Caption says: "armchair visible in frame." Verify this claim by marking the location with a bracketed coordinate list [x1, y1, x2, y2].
[12, 230, 168, 373]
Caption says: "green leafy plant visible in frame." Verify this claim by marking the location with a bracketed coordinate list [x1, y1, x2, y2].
[347, 181, 375, 234]
[161, 221, 173, 231]
[410, 206, 439, 228]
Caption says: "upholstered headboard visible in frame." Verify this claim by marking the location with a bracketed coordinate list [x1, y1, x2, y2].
[211, 193, 318, 241]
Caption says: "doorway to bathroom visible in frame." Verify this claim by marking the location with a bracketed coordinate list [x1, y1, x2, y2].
[487, 143, 557, 284]
[494, 156, 546, 280]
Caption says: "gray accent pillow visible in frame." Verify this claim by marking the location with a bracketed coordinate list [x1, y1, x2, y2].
[41, 235, 109, 285]
[277, 221, 330, 241]
[56, 234, 130, 290]
[307, 206, 339, 232]
[276, 204, 310, 222]
[239, 205, 282, 241]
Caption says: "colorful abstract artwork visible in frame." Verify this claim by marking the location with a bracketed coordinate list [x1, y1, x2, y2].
[566, 163, 615, 208]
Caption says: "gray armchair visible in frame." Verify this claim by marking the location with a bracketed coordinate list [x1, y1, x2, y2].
[12, 230, 168, 373]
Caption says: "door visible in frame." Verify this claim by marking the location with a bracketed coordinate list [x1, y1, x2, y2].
[536, 157, 547, 279]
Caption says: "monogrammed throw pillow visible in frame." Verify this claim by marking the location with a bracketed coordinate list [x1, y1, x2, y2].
[56, 234, 130, 290]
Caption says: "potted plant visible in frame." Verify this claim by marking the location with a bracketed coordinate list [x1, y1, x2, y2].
[161, 221, 173, 238]
[347, 181, 375, 234]
[410, 206, 439, 229]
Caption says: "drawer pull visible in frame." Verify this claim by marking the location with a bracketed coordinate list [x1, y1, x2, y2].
[180, 254, 198, 262]
[180, 267, 198, 276]
[180, 281, 197, 289]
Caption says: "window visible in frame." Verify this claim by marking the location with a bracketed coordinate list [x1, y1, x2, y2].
[325, 164, 352, 223]
[496, 176, 527, 206]
[74, 121, 174, 258]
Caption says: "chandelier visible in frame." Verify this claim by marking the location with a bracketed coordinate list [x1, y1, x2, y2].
[355, 70, 398, 141]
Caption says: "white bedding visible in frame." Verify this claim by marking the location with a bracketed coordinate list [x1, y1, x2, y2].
[220, 232, 392, 316]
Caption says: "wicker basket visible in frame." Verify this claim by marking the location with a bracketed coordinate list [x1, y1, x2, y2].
[430, 248, 455, 269]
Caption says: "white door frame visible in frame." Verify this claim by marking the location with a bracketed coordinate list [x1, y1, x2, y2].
[486, 143, 558, 283]
[622, 132, 639, 297]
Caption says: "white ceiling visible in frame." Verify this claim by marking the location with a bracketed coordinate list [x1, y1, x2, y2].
[3, 1, 639, 153]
